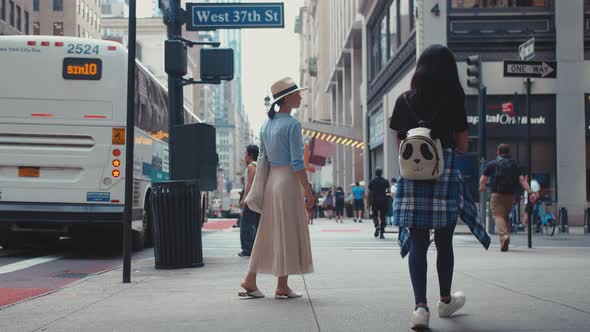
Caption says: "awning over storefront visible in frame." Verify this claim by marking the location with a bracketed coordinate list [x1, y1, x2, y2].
[300, 122, 364, 168]
[300, 122, 364, 150]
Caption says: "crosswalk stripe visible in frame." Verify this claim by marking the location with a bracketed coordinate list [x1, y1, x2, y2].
[0, 256, 62, 274]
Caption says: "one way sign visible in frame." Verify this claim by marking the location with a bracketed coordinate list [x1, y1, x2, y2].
[503, 60, 557, 78]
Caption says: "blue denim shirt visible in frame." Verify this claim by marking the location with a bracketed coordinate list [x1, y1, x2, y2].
[260, 112, 305, 172]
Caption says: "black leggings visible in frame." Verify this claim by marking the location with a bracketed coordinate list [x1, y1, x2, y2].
[408, 225, 455, 305]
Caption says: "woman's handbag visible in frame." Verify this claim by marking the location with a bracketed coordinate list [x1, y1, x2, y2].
[244, 143, 270, 214]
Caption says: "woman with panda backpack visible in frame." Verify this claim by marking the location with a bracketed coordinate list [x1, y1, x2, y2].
[390, 45, 490, 330]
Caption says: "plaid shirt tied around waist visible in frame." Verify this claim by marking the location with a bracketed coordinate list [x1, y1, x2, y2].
[394, 149, 491, 258]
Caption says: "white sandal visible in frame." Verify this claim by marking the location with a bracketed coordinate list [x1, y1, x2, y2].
[238, 289, 265, 299]
[275, 291, 303, 299]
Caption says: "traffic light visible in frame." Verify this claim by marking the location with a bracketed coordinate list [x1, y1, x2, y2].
[466, 55, 481, 89]
[200, 48, 234, 81]
[164, 39, 187, 76]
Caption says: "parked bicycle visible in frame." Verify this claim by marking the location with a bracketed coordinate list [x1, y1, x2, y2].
[531, 198, 556, 236]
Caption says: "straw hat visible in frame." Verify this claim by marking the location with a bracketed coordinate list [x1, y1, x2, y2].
[270, 77, 307, 103]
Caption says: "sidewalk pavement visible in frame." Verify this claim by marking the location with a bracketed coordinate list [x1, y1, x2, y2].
[1, 220, 589, 332]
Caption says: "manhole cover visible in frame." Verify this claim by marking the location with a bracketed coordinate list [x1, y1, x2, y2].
[52, 272, 89, 279]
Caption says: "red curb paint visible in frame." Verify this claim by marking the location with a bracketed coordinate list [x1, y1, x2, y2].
[202, 219, 238, 230]
[0, 288, 53, 307]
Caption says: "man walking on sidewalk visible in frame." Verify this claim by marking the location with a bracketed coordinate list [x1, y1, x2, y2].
[368, 169, 390, 239]
[351, 182, 366, 222]
[479, 144, 536, 252]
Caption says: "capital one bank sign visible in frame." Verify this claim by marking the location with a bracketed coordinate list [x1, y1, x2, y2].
[467, 114, 547, 126]
[465, 94, 555, 138]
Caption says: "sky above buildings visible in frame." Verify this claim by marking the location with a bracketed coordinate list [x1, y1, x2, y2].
[240, 0, 304, 133]
[138, 0, 304, 133]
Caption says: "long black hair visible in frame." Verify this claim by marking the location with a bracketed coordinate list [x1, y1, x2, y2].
[267, 98, 285, 119]
[408, 44, 465, 119]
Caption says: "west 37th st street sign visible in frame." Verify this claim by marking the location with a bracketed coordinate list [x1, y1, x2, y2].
[503, 60, 557, 78]
[186, 2, 284, 30]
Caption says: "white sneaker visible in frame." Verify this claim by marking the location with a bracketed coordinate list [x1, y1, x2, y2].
[437, 291, 466, 318]
[410, 307, 430, 330]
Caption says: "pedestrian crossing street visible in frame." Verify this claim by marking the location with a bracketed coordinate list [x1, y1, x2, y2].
[202, 219, 484, 257]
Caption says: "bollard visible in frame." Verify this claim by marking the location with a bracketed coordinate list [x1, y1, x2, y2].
[150, 180, 203, 269]
[558, 207, 569, 234]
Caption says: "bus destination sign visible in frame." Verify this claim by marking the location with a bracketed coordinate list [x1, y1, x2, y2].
[63, 58, 102, 80]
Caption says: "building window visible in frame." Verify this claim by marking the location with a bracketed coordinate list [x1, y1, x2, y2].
[53, 0, 63, 11]
[400, 0, 413, 45]
[16, 5, 20, 31]
[24, 11, 28, 34]
[33, 0, 39, 11]
[8, 1, 14, 27]
[448, 0, 555, 60]
[389, 1, 398, 58]
[33, 21, 40, 35]
[450, 0, 553, 9]
[370, 1, 412, 79]
[53, 22, 64, 36]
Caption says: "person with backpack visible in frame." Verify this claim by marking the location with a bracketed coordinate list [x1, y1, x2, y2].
[479, 144, 536, 252]
[390, 45, 491, 330]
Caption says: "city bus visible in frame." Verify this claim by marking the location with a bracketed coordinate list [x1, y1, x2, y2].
[0, 36, 209, 250]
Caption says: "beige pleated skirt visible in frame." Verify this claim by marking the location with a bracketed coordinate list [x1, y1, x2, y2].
[248, 165, 314, 276]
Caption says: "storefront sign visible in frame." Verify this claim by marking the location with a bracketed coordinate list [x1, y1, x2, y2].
[466, 95, 555, 138]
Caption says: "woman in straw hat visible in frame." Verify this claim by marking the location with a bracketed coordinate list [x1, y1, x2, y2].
[239, 77, 315, 299]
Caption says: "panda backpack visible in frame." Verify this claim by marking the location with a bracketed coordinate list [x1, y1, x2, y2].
[398, 96, 444, 181]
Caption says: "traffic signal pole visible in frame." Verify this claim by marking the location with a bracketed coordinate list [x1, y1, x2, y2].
[467, 55, 489, 233]
[165, 0, 184, 180]
[526, 77, 532, 248]
[478, 86, 488, 233]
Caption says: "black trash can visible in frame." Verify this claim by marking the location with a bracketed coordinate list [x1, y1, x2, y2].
[150, 180, 203, 269]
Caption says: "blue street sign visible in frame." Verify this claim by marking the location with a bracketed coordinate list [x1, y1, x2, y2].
[185, 2, 285, 30]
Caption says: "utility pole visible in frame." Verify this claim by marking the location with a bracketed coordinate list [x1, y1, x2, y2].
[122, 0, 137, 284]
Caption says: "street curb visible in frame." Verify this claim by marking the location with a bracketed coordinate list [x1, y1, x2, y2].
[0, 255, 154, 311]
